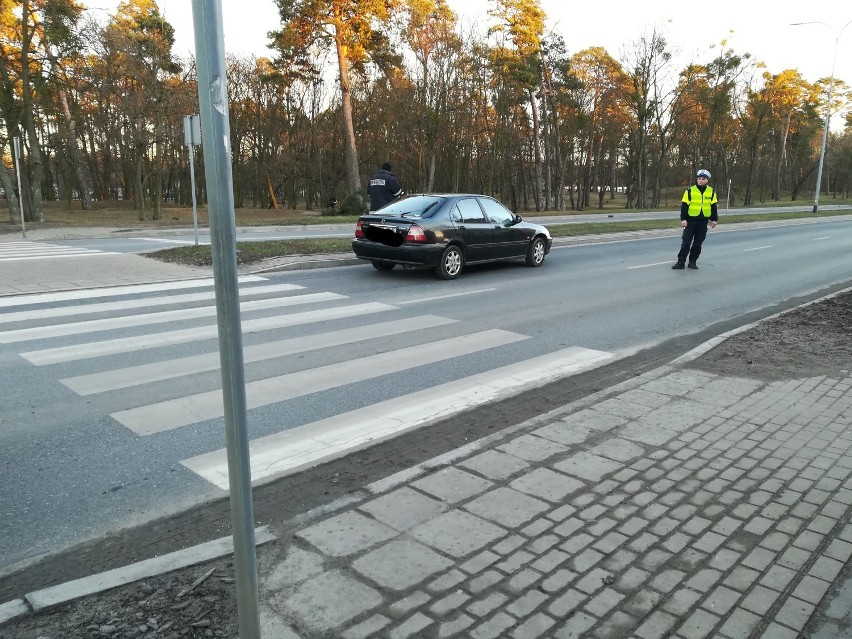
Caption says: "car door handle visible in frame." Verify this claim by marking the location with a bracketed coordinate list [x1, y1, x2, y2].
[458, 225, 466, 229]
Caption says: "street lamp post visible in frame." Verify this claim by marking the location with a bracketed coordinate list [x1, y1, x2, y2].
[791, 19, 852, 213]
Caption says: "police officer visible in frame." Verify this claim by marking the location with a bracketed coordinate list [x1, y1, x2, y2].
[673, 169, 718, 270]
[368, 162, 403, 211]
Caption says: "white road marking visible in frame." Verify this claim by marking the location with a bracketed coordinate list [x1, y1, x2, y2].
[182, 346, 614, 489]
[0, 241, 84, 250]
[0, 276, 267, 308]
[0, 252, 119, 262]
[0, 284, 304, 325]
[0, 292, 344, 343]
[0, 246, 102, 255]
[743, 246, 771, 251]
[813, 236, 831, 240]
[61, 315, 457, 395]
[112, 329, 530, 435]
[21, 302, 397, 365]
[0, 240, 118, 262]
[396, 288, 497, 305]
[627, 261, 672, 269]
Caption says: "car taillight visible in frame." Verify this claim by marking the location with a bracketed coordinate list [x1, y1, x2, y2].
[405, 224, 426, 243]
[355, 220, 363, 238]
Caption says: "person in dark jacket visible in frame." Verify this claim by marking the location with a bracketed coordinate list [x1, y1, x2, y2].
[673, 169, 718, 270]
[368, 162, 403, 211]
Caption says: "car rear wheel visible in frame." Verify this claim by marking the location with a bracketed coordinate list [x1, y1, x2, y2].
[526, 236, 546, 267]
[372, 260, 396, 272]
[435, 245, 463, 280]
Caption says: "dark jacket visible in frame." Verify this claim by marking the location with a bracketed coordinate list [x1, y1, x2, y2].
[368, 169, 403, 211]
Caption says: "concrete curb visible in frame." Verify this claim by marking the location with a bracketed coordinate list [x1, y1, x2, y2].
[0, 599, 28, 625]
[0, 527, 275, 625]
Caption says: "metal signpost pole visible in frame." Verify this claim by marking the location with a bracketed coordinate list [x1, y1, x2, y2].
[812, 68, 835, 214]
[190, 2, 260, 637]
[13, 136, 26, 238]
[183, 115, 201, 246]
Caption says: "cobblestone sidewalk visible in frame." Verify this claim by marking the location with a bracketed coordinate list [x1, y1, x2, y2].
[261, 366, 852, 638]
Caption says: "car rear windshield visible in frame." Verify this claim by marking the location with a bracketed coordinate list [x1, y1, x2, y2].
[376, 196, 445, 218]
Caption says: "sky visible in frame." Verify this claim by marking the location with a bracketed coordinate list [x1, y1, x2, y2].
[85, 1, 851, 106]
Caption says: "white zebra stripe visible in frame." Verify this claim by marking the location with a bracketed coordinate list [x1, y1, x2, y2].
[61, 315, 457, 395]
[0, 240, 117, 262]
[21, 302, 398, 365]
[111, 329, 530, 435]
[0, 252, 120, 262]
[0, 292, 344, 343]
[182, 346, 614, 489]
[0, 276, 267, 308]
[0, 283, 304, 324]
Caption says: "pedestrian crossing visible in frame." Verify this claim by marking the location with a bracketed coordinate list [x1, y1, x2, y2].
[1, 290, 344, 343]
[0, 276, 267, 308]
[0, 240, 119, 262]
[3, 277, 614, 490]
[183, 347, 617, 490]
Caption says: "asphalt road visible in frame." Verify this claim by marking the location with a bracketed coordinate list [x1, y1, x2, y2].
[1, 218, 851, 572]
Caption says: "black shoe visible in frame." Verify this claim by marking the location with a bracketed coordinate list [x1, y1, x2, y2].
[672, 262, 685, 270]
[688, 262, 698, 269]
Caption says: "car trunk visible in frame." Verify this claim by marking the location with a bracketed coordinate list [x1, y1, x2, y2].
[361, 217, 414, 247]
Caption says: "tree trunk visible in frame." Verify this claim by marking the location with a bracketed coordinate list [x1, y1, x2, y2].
[773, 111, 792, 200]
[527, 88, 544, 212]
[635, 125, 646, 209]
[743, 142, 757, 206]
[135, 143, 145, 221]
[55, 82, 94, 210]
[153, 106, 163, 220]
[20, 0, 44, 222]
[427, 144, 436, 193]
[539, 67, 552, 211]
[549, 96, 565, 211]
[0, 162, 23, 224]
[334, 31, 361, 197]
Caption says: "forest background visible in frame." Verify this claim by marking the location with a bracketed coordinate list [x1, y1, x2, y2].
[1, 0, 851, 225]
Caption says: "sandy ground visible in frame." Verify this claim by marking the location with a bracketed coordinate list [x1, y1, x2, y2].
[690, 290, 852, 381]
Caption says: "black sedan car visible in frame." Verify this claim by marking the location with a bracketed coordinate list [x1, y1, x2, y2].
[352, 194, 553, 279]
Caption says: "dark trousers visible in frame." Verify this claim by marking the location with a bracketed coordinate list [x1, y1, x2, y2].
[677, 219, 709, 264]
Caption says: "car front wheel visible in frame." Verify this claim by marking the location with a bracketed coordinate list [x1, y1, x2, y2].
[372, 260, 396, 272]
[435, 245, 463, 280]
[526, 236, 546, 267]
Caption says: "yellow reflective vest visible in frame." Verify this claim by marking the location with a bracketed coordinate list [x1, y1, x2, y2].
[682, 185, 717, 217]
